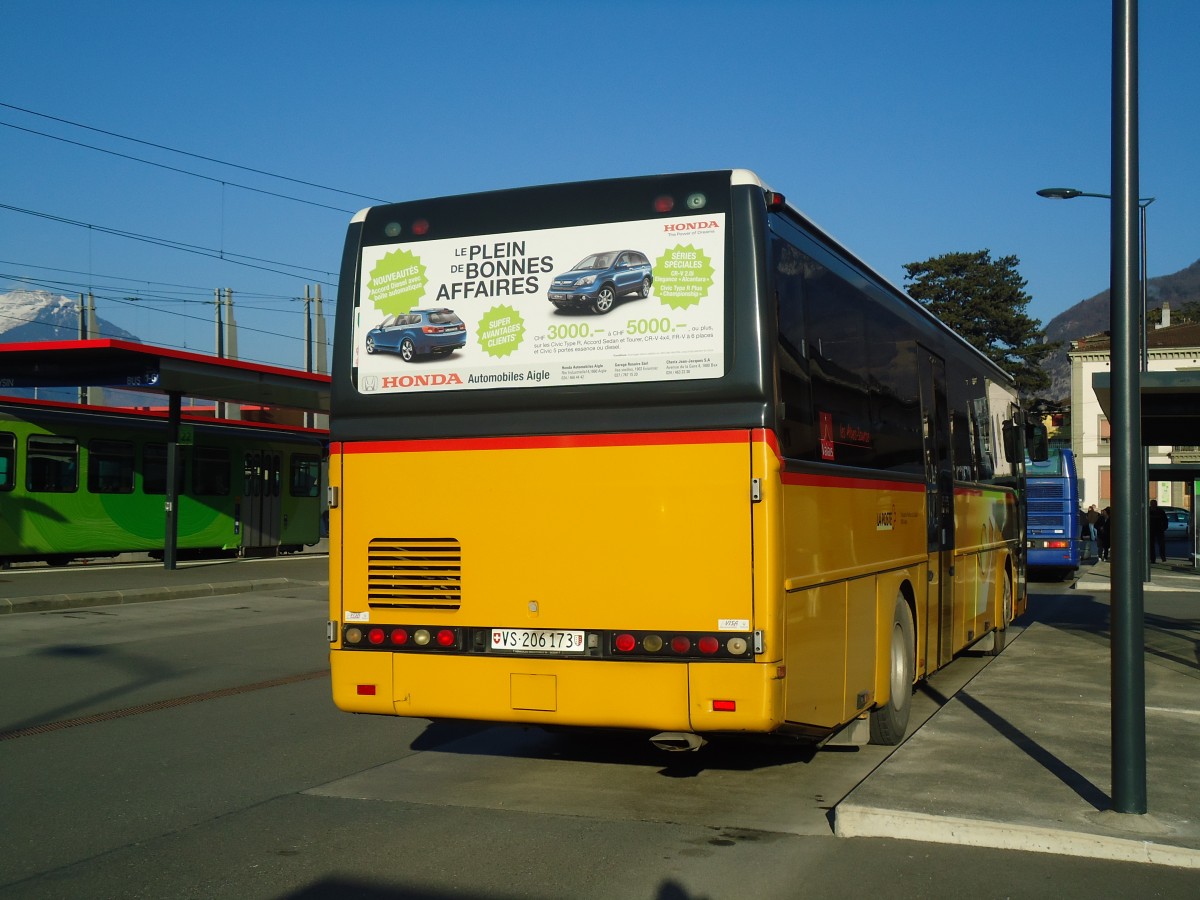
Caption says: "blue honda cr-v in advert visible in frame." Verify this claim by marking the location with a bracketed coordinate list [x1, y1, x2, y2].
[547, 249, 653, 314]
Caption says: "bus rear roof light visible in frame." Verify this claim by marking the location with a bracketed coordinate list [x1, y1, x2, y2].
[670, 636, 691, 654]
[368, 628, 385, 645]
[697, 636, 719, 655]
[765, 191, 786, 210]
[436, 629, 455, 647]
[390, 628, 409, 645]
[653, 195, 675, 213]
[614, 633, 636, 653]
[412, 218, 430, 235]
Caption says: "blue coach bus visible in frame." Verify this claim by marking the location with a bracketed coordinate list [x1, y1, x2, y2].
[1025, 447, 1080, 578]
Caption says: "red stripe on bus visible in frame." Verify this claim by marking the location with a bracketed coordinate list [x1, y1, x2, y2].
[781, 471, 926, 493]
[338, 430, 752, 454]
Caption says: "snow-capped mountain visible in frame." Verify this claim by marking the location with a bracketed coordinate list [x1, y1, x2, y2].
[0, 289, 140, 344]
[0, 289, 142, 403]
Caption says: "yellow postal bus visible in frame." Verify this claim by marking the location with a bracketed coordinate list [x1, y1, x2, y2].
[327, 170, 1041, 748]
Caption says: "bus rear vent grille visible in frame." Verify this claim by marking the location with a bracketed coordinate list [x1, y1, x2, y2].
[367, 537, 461, 610]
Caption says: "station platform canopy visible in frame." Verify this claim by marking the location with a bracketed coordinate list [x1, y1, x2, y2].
[1092, 370, 1200, 446]
[0, 339, 329, 413]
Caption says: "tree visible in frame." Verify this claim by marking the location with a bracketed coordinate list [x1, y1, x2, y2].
[902, 250, 1060, 397]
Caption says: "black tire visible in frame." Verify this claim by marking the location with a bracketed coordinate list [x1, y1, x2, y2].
[365, 335, 376, 354]
[638, 277, 652, 298]
[870, 595, 915, 745]
[990, 569, 1014, 656]
[590, 285, 617, 314]
[399, 338, 416, 362]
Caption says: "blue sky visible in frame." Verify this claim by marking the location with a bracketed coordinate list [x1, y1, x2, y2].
[4, 1, 1197, 371]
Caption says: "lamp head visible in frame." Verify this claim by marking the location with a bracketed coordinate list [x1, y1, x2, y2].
[1036, 188, 1084, 200]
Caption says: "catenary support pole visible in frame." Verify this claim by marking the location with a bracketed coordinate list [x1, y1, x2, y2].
[1110, 0, 1147, 815]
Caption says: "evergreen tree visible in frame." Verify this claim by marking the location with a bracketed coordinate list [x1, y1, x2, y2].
[902, 250, 1059, 397]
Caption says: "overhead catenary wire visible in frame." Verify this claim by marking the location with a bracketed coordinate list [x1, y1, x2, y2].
[0, 120, 357, 215]
[0, 203, 339, 284]
[0, 101, 391, 205]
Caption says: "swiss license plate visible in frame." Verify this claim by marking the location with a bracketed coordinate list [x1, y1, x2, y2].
[490, 628, 585, 653]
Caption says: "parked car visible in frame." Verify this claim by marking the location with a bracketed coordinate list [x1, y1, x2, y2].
[1161, 506, 1191, 538]
[548, 249, 653, 314]
[365, 308, 467, 361]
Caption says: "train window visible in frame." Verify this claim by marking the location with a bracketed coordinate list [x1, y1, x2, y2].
[88, 440, 135, 494]
[27, 434, 78, 493]
[0, 432, 14, 492]
[193, 446, 231, 496]
[291, 454, 321, 497]
[143, 444, 185, 495]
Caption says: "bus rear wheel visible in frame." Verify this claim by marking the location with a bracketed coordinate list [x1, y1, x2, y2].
[870, 595, 915, 745]
[991, 569, 1014, 656]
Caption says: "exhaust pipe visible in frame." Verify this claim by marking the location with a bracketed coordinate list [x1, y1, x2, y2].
[649, 731, 706, 752]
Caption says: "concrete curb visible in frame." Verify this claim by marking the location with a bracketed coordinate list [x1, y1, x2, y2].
[0, 578, 329, 615]
[834, 805, 1200, 869]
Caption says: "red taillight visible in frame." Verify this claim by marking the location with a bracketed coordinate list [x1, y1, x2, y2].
[1047, 540, 1070, 549]
[713, 699, 736, 712]
[614, 633, 637, 652]
[670, 636, 691, 654]
[412, 219, 430, 235]
[698, 636, 719, 655]
[357, 684, 377, 695]
[436, 629, 455, 647]
[390, 628, 409, 646]
[653, 195, 675, 213]
[367, 628, 385, 645]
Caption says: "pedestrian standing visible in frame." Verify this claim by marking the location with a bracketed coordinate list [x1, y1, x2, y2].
[1085, 504, 1099, 559]
[1149, 499, 1169, 563]
[1097, 507, 1111, 561]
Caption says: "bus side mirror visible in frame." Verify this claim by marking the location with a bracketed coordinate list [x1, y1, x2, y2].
[1025, 423, 1049, 462]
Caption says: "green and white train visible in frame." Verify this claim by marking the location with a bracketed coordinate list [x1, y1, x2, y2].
[0, 398, 325, 568]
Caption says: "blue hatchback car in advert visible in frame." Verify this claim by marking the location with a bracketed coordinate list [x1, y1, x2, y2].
[547, 249, 653, 314]
[365, 308, 467, 362]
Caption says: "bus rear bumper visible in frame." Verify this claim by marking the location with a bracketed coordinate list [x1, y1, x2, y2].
[329, 650, 786, 733]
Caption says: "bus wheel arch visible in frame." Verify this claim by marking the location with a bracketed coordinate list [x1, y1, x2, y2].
[869, 591, 916, 745]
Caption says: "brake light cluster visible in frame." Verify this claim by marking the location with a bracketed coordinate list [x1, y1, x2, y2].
[339, 624, 754, 661]
[343, 624, 459, 650]
[610, 630, 752, 660]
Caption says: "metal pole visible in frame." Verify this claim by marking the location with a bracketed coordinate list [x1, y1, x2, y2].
[215, 288, 225, 419]
[78, 294, 87, 405]
[163, 391, 182, 571]
[1110, 0, 1147, 815]
[1140, 201, 1152, 585]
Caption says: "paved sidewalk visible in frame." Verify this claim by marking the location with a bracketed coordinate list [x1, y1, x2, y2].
[836, 557, 1200, 868]
[0, 544, 329, 614]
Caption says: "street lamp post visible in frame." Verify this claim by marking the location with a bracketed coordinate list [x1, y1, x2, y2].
[1036, 187, 1155, 585]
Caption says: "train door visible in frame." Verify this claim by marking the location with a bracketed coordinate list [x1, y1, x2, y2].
[241, 450, 282, 555]
[918, 348, 955, 669]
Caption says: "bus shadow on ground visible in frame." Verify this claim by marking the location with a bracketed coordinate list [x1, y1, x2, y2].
[409, 718, 821, 774]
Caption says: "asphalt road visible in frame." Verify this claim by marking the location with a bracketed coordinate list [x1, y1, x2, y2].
[1, 576, 1198, 899]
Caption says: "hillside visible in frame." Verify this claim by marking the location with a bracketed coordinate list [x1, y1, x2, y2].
[1040, 258, 1200, 402]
